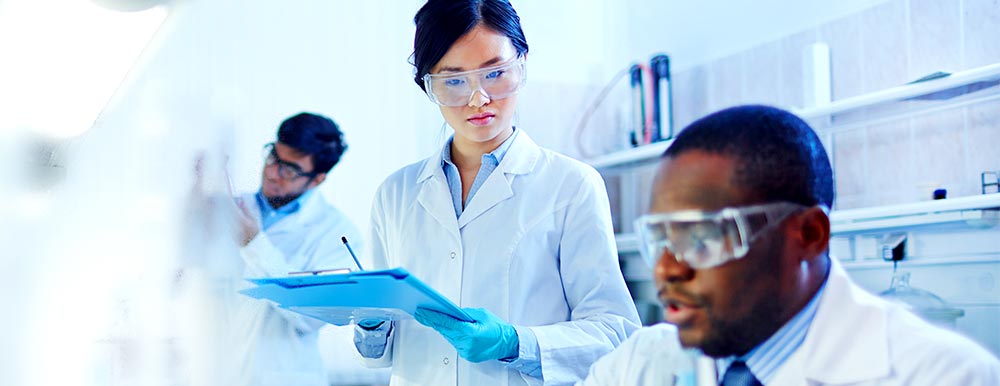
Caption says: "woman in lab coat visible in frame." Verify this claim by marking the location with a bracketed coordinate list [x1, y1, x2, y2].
[352, 0, 641, 385]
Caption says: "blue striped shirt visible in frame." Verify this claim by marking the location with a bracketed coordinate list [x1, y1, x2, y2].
[716, 280, 828, 384]
[441, 130, 518, 217]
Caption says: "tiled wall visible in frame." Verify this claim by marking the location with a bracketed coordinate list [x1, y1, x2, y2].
[593, 0, 1000, 356]
[670, 0, 1000, 210]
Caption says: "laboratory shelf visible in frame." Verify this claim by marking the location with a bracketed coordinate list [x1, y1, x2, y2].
[838, 254, 1000, 271]
[831, 194, 1000, 235]
[794, 62, 1000, 122]
[615, 193, 1000, 254]
[585, 62, 1000, 170]
[585, 139, 673, 169]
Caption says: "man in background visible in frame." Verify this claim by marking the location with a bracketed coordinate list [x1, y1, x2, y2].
[233, 112, 363, 386]
[580, 105, 999, 385]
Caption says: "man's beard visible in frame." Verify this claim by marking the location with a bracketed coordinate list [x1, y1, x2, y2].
[698, 234, 788, 358]
[266, 190, 305, 209]
[697, 294, 784, 357]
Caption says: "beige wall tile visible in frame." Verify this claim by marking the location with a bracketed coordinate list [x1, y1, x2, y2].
[707, 53, 746, 112]
[866, 120, 914, 193]
[966, 99, 1000, 194]
[909, 0, 962, 77]
[779, 28, 821, 109]
[672, 67, 709, 131]
[912, 109, 966, 195]
[743, 40, 783, 106]
[963, 0, 1000, 68]
[834, 128, 869, 198]
[862, 0, 910, 92]
[821, 13, 865, 100]
[834, 194, 866, 210]
[519, 80, 620, 159]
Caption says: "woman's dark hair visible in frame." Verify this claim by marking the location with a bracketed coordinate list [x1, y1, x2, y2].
[663, 105, 835, 208]
[276, 112, 347, 174]
[412, 0, 529, 91]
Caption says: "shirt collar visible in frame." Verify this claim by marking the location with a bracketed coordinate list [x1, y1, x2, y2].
[441, 128, 519, 168]
[255, 188, 313, 217]
[716, 277, 829, 384]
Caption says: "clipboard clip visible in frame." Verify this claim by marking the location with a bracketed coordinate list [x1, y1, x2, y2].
[287, 268, 353, 276]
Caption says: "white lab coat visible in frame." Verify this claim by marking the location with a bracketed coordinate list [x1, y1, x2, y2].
[578, 258, 1000, 386]
[357, 131, 641, 386]
[233, 191, 363, 386]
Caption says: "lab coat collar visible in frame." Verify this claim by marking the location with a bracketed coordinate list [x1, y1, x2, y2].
[791, 257, 891, 384]
[416, 129, 540, 184]
[457, 131, 540, 227]
[415, 131, 542, 230]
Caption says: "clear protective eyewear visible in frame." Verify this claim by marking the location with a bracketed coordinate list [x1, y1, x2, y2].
[634, 202, 811, 270]
[262, 143, 318, 180]
[422, 57, 526, 107]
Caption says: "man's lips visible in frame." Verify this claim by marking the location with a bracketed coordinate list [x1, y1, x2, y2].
[662, 296, 702, 310]
[659, 288, 705, 325]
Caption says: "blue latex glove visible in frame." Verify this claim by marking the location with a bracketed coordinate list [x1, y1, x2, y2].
[414, 307, 519, 363]
[358, 319, 387, 330]
[354, 319, 392, 358]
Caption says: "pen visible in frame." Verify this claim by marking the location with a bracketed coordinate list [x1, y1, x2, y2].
[341, 236, 364, 271]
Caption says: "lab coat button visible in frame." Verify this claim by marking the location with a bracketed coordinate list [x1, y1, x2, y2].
[443, 357, 450, 365]
[450, 251, 456, 259]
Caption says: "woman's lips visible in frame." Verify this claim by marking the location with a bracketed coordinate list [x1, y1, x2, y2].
[467, 112, 495, 126]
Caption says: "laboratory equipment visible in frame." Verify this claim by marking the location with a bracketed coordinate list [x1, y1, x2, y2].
[650, 54, 673, 141]
[879, 271, 965, 328]
[629, 63, 652, 146]
[984, 171, 999, 194]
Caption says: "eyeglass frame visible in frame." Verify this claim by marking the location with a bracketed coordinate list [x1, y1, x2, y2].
[633, 201, 818, 270]
[262, 142, 319, 181]
[421, 56, 527, 107]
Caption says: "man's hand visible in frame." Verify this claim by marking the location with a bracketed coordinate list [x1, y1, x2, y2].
[189, 153, 259, 247]
[232, 198, 259, 246]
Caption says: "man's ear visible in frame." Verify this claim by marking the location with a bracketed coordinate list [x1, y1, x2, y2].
[795, 206, 831, 261]
[308, 173, 327, 189]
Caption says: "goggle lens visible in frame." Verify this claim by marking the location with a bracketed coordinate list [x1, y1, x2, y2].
[424, 58, 526, 107]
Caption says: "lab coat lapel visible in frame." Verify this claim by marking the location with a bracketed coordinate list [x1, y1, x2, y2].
[416, 157, 462, 238]
[457, 131, 540, 228]
[772, 259, 892, 385]
[457, 168, 513, 228]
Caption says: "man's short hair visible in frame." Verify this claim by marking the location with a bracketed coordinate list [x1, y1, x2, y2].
[276, 112, 347, 174]
[663, 105, 834, 208]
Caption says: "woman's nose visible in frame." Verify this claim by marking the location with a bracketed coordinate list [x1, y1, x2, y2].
[467, 88, 490, 107]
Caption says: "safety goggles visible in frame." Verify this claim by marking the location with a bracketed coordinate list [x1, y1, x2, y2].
[634, 202, 811, 269]
[262, 143, 318, 180]
[422, 57, 526, 107]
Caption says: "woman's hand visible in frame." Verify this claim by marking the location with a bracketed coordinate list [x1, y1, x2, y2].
[414, 307, 519, 363]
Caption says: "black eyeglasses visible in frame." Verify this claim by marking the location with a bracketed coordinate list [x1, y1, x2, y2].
[262, 143, 318, 180]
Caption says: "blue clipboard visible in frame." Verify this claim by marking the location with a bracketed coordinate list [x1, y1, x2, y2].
[239, 267, 473, 326]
